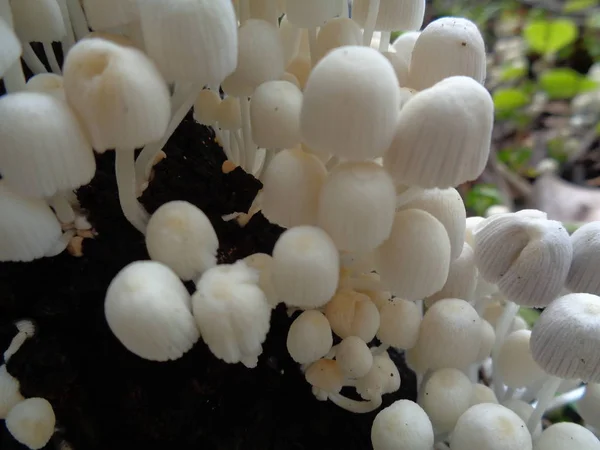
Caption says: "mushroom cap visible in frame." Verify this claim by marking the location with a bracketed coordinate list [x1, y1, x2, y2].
[6, 398, 56, 450]
[25, 73, 66, 102]
[371, 400, 434, 450]
[335, 336, 373, 378]
[284, 0, 343, 28]
[105, 260, 199, 361]
[576, 383, 600, 429]
[279, 14, 302, 67]
[0, 18, 21, 77]
[497, 330, 546, 389]
[261, 148, 327, 228]
[534, 422, 600, 450]
[530, 293, 600, 382]
[356, 353, 401, 400]
[502, 399, 542, 438]
[375, 209, 451, 301]
[382, 51, 409, 87]
[63, 37, 171, 151]
[353, 0, 425, 31]
[300, 45, 400, 160]
[0, 185, 63, 262]
[315, 17, 363, 63]
[474, 212, 572, 307]
[426, 242, 477, 307]
[0, 91, 96, 198]
[450, 403, 532, 450]
[138, 0, 238, 84]
[83, 0, 138, 30]
[325, 290, 380, 342]
[407, 16, 486, 91]
[317, 161, 397, 253]
[216, 96, 242, 130]
[0, 365, 24, 419]
[193, 89, 222, 126]
[384, 76, 494, 188]
[270, 225, 340, 309]
[476, 319, 496, 362]
[566, 221, 600, 295]
[470, 384, 498, 406]
[192, 261, 271, 367]
[222, 19, 285, 97]
[305, 358, 344, 393]
[250, 80, 303, 149]
[391, 31, 420, 65]
[286, 310, 333, 364]
[145, 201, 219, 281]
[419, 368, 473, 433]
[376, 298, 421, 350]
[11, 0, 65, 42]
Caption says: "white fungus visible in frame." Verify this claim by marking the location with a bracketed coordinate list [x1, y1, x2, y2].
[566, 221, 600, 295]
[497, 330, 546, 389]
[0, 365, 24, 419]
[335, 336, 373, 379]
[325, 290, 380, 342]
[371, 400, 434, 450]
[286, 310, 333, 364]
[376, 298, 421, 350]
[105, 261, 199, 361]
[145, 201, 219, 281]
[192, 261, 271, 368]
[6, 397, 56, 450]
[534, 422, 600, 450]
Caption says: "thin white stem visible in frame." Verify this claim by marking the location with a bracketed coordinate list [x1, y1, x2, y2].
[308, 27, 318, 67]
[4, 320, 36, 362]
[2, 60, 27, 92]
[66, 0, 89, 40]
[362, 0, 380, 46]
[342, 0, 349, 18]
[370, 344, 389, 356]
[48, 193, 75, 223]
[56, 0, 75, 51]
[0, 0, 14, 27]
[239, 96, 254, 172]
[545, 385, 585, 412]
[467, 363, 479, 383]
[519, 377, 547, 403]
[416, 299, 424, 319]
[134, 83, 200, 190]
[115, 150, 149, 233]
[502, 387, 516, 403]
[258, 148, 277, 181]
[328, 392, 382, 413]
[213, 127, 233, 160]
[527, 376, 562, 433]
[43, 42, 61, 74]
[251, 148, 266, 176]
[379, 31, 390, 52]
[22, 43, 48, 73]
[492, 301, 520, 398]
[233, 128, 245, 169]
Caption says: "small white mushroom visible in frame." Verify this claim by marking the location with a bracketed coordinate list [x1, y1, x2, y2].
[576, 383, 600, 429]
[407, 17, 486, 91]
[502, 399, 542, 439]
[243, 253, 278, 307]
[317, 161, 397, 253]
[566, 221, 600, 295]
[25, 73, 66, 101]
[286, 310, 333, 364]
[0, 18, 21, 79]
[534, 422, 600, 450]
[145, 201, 219, 281]
[6, 398, 56, 450]
[314, 17, 362, 63]
[192, 261, 271, 368]
[352, 0, 425, 33]
[450, 403, 532, 450]
[497, 330, 546, 390]
[376, 298, 421, 350]
[270, 226, 339, 309]
[371, 400, 434, 450]
[0, 365, 24, 419]
[335, 336, 373, 378]
[82, 0, 138, 31]
[193, 89, 222, 126]
[375, 209, 451, 301]
[105, 260, 199, 361]
[391, 31, 420, 65]
[470, 383, 498, 406]
[324, 290, 380, 342]
[300, 45, 400, 161]
[475, 319, 496, 363]
[305, 358, 345, 398]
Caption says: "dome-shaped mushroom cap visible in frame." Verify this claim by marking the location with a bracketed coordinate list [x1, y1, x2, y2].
[375, 209, 451, 301]
[0, 185, 63, 262]
[407, 17, 486, 91]
[300, 45, 400, 161]
[250, 80, 303, 149]
[474, 213, 572, 307]
[270, 225, 339, 309]
[192, 261, 271, 367]
[6, 397, 56, 450]
[105, 261, 199, 362]
[426, 242, 477, 307]
[138, 0, 238, 84]
[391, 31, 420, 65]
[285, 0, 343, 28]
[315, 18, 363, 63]
[356, 353, 401, 400]
[576, 383, 600, 429]
[335, 336, 373, 378]
[384, 76, 493, 189]
[83, 0, 138, 31]
[534, 422, 600, 450]
[497, 330, 546, 388]
[470, 384, 498, 406]
[0, 365, 24, 419]
[63, 37, 171, 152]
[0, 18, 21, 77]
[222, 19, 285, 97]
[451, 403, 532, 450]
[376, 298, 421, 350]
[286, 310, 333, 364]
[11, 0, 65, 42]
[530, 293, 600, 382]
[0, 92, 96, 199]
[566, 221, 600, 295]
[352, 0, 426, 32]
[194, 89, 221, 126]
[25, 73, 66, 102]
[371, 400, 434, 450]
[502, 399, 542, 438]
[317, 161, 397, 253]
[325, 290, 380, 342]
[145, 201, 219, 281]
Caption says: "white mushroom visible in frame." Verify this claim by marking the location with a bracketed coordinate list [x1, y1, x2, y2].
[286, 310, 333, 364]
[6, 398, 56, 450]
[371, 400, 434, 450]
[534, 422, 600, 450]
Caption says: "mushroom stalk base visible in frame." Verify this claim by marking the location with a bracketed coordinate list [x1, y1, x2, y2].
[328, 392, 382, 413]
[527, 376, 562, 433]
[116, 150, 149, 234]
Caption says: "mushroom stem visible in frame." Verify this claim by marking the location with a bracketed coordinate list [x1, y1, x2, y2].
[135, 83, 201, 191]
[370, 344, 389, 356]
[22, 43, 48, 73]
[545, 385, 585, 413]
[116, 149, 149, 233]
[239, 96, 254, 172]
[362, 0, 380, 46]
[47, 193, 75, 223]
[307, 27, 318, 67]
[342, 0, 349, 18]
[65, 0, 89, 40]
[527, 376, 563, 433]
[55, 0, 75, 51]
[328, 392, 383, 413]
[4, 320, 36, 362]
[42, 42, 61, 74]
[491, 301, 520, 398]
[44, 230, 76, 257]
[258, 149, 278, 181]
[379, 31, 390, 51]
[0, 1, 26, 92]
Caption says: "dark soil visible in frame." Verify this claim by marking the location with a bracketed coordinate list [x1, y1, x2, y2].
[0, 115, 416, 450]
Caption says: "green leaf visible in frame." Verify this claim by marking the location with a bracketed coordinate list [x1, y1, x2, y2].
[539, 68, 597, 99]
[500, 65, 527, 82]
[465, 184, 503, 216]
[497, 147, 532, 170]
[493, 88, 530, 112]
[518, 308, 541, 327]
[564, 0, 598, 13]
[523, 18, 579, 55]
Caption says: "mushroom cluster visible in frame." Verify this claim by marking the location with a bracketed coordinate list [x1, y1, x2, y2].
[2, 0, 600, 449]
